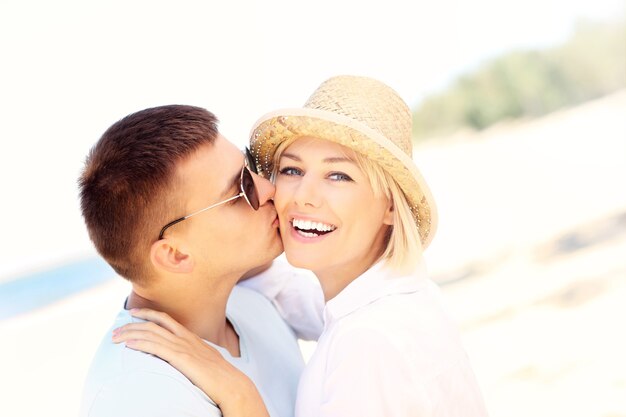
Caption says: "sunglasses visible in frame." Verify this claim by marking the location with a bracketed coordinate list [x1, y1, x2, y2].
[157, 148, 260, 240]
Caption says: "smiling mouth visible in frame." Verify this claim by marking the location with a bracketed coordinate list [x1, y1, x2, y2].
[291, 218, 337, 238]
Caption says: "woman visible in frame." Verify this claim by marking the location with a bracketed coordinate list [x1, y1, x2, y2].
[114, 76, 488, 416]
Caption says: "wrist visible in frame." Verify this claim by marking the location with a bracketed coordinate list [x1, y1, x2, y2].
[215, 375, 269, 417]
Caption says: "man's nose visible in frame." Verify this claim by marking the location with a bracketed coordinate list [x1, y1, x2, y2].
[252, 172, 276, 207]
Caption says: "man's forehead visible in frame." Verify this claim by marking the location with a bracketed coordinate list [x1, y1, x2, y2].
[212, 135, 244, 196]
[177, 135, 242, 198]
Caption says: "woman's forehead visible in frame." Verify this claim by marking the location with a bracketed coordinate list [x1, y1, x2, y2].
[284, 136, 356, 160]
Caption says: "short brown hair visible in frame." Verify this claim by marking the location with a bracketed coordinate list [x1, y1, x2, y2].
[79, 105, 219, 283]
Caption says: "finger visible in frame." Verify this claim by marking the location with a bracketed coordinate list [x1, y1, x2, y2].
[123, 338, 182, 365]
[123, 337, 240, 400]
[120, 334, 212, 384]
[128, 308, 192, 338]
[113, 321, 180, 345]
[113, 328, 183, 357]
[115, 328, 225, 369]
[113, 328, 175, 346]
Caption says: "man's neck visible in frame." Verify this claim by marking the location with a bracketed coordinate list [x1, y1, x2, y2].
[126, 276, 240, 357]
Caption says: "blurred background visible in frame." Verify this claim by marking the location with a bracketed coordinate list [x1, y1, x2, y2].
[1, 0, 624, 416]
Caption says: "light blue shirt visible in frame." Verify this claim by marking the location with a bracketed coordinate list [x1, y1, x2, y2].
[80, 285, 304, 417]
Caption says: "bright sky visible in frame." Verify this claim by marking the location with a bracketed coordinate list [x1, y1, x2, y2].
[0, 0, 623, 278]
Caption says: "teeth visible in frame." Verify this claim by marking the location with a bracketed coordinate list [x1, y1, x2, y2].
[292, 218, 336, 232]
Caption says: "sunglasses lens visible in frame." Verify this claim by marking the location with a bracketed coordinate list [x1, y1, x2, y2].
[241, 167, 259, 210]
[245, 148, 258, 174]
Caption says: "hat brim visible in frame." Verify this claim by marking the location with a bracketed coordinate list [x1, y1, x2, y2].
[250, 107, 438, 249]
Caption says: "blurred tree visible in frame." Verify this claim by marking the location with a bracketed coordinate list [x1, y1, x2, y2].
[413, 19, 626, 140]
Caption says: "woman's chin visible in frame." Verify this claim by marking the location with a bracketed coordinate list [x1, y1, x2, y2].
[284, 250, 325, 272]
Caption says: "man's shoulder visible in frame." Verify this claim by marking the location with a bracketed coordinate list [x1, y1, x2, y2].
[81, 368, 220, 417]
[81, 309, 184, 377]
[80, 310, 219, 417]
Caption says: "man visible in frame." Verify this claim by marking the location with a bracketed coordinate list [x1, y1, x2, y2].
[78, 105, 321, 417]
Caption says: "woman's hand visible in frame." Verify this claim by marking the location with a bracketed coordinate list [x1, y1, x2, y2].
[112, 308, 269, 417]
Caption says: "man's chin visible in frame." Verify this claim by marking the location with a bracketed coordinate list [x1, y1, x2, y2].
[268, 237, 284, 260]
[253, 230, 284, 265]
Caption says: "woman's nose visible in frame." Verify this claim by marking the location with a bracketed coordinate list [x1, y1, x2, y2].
[292, 175, 322, 208]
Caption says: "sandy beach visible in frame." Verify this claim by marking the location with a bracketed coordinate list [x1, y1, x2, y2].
[1, 91, 624, 417]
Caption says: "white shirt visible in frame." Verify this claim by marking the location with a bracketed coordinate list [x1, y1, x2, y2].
[240, 255, 324, 341]
[295, 262, 489, 417]
[80, 285, 305, 417]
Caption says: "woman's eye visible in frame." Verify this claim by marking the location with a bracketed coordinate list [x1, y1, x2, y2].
[328, 172, 353, 182]
[278, 166, 303, 176]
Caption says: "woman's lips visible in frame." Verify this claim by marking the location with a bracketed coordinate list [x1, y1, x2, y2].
[287, 218, 336, 243]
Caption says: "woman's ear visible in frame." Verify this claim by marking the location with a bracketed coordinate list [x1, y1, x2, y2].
[150, 239, 194, 274]
[383, 201, 394, 226]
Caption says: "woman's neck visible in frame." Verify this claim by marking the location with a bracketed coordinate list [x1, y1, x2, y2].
[314, 260, 378, 302]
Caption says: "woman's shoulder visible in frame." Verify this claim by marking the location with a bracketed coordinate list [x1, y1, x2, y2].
[342, 279, 453, 332]
[325, 310, 466, 385]
[329, 285, 466, 365]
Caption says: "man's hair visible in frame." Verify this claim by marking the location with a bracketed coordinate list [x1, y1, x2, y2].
[272, 137, 423, 275]
[79, 105, 219, 283]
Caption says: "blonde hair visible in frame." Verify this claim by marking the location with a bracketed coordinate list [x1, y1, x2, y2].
[271, 137, 424, 275]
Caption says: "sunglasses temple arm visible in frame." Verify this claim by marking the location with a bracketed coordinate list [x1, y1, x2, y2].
[184, 193, 244, 219]
[158, 193, 244, 240]
[158, 217, 185, 240]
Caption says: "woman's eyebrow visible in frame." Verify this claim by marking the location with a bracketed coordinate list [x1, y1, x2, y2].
[280, 152, 300, 162]
[322, 156, 355, 164]
[280, 153, 355, 164]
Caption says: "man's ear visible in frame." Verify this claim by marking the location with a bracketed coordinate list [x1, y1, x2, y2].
[383, 201, 394, 226]
[150, 239, 194, 274]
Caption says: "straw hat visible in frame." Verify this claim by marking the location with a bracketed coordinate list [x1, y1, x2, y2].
[250, 75, 437, 249]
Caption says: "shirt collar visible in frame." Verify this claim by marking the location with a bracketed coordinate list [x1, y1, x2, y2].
[323, 260, 429, 326]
